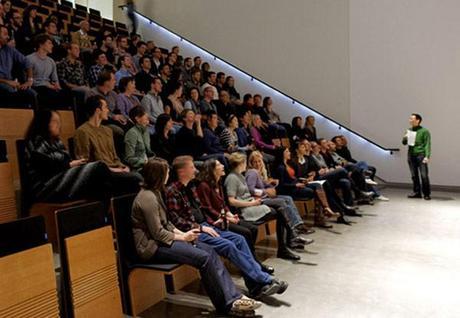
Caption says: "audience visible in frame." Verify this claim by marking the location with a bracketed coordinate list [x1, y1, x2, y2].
[165, 156, 288, 298]
[131, 158, 261, 316]
[224, 152, 300, 260]
[24, 109, 110, 202]
[74, 95, 142, 195]
[1, 7, 392, 312]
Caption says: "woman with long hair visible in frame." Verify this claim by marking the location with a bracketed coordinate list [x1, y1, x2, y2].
[24, 109, 111, 204]
[272, 147, 340, 228]
[196, 158, 274, 274]
[247, 151, 314, 235]
[224, 152, 301, 260]
[292, 140, 355, 225]
[131, 158, 260, 315]
[151, 113, 176, 163]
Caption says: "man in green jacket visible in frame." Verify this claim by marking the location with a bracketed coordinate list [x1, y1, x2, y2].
[402, 113, 431, 200]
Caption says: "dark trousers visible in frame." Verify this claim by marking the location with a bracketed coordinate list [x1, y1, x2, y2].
[109, 170, 143, 196]
[0, 83, 37, 109]
[153, 241, 241, 313]
[228, 220, 258, 255]
[408, 154, 431, 196]
[36, 161, 111, 202]
[33, 86, 69, 110]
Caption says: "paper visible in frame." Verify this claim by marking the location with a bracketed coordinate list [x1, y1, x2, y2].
[308, 180, 326, 186]
[407, 130, 417, 146]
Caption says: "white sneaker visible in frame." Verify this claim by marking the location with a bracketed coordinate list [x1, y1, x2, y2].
[375, 195, 389, 201]
[365, 178, 378, 185]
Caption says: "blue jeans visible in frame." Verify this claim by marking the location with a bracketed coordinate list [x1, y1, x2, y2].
[263, 195, 304, 229]
[153, 240, 240, 313]
[199, 223, 272, 294]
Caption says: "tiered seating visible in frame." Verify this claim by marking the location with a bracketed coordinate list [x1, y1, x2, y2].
[55, 201, 124, 318]
[0, 216, 60, 317]
[112, 194, 199, 316]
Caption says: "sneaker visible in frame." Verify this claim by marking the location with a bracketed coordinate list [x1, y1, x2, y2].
[365, 178, 378, 185]
[424, 196, 431, 200]
[232, 297, 262, 311]
[375, 195, 389, 201]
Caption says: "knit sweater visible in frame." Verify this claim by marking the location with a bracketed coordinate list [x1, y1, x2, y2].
[402, 126, 431, 158]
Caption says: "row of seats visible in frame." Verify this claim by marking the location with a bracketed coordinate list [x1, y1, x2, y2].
[0, 194, 282, 316]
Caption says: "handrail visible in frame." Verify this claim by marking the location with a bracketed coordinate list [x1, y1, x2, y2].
[119, 5, 400, 154]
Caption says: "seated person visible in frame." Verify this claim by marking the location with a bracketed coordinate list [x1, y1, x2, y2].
[90, 69, 129, 138]
[27, 33, 65, 109]
[194, 158, 270, 273]
[57, 43, 91, 107]
[74, 95, 142, 195]
[319, 138, 374, 203]
[293, 140, 357, 223]
[134, 56, 154, 94]
[131, 158, 261, 316]
[224, 152, 299, 260]
[183, 87, 200, 114]
[215, 89, 236, 121]
[24, 109, 110, 203]
[199, 86, 218, 115]
[272, 147, 337, 227]
[71, 20, 92, 52]
[116, 76, 140, 117]
[223, 76, 241, 105]
[250, 114, 280, 155]
[124, 106, 155, 171]
[219, 114, 254, 153]
[290, 116, 307, 142]
[165, 156, 287, 298]
[88, 50, 110, 87]
[304, 115, 318, 141]
[141, 76, 164, 134]
[115, 55, 135, 86]
[164, 81, 184, 127]
[202, 110, 226, 156]
[151, 113, 176, 162]
[200, 71, 218, 100]
[247, 151, 314, 235]
[175, 109, 226, 164]
[0, 24, 36, 108]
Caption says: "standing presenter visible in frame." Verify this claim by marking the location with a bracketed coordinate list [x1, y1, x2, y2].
[402, 113, 431, 200]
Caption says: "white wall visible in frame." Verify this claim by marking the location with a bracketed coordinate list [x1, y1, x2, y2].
[114, 1, 460, 187]
[350, 0, 460, 186]
[131, 0, 351, 125]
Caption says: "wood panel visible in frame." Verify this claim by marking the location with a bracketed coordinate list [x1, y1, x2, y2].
[128, 269, 166, 316]
[65, 226, 123, 318]
[0, 244, 59, 317]
[58, 110, 76, 149]
[31, 200, 86, 250]
[0, 162, 17, 222]
[0, 109, 34, 188]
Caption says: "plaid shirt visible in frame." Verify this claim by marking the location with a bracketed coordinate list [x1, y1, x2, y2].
[57, 58, 87, 87]
[88, 64, 104, 87]
[165, 181, 202, 232]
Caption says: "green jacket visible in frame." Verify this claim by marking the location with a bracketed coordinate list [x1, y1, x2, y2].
[124, 124, 154, 170]
[402, 126, 431, 158]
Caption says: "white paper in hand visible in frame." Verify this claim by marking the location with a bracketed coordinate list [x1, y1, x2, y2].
[407, 130, 417, 146]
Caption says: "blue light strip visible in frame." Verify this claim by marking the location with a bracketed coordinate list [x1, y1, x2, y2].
[122, 6, 399, 154]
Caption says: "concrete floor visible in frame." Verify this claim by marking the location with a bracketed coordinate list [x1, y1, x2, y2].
[141, 188, 460, 318]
